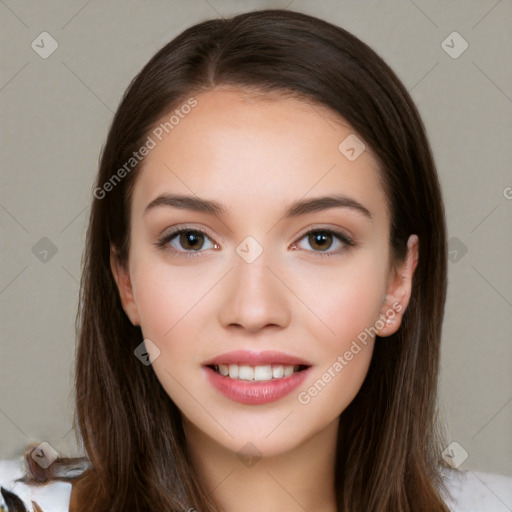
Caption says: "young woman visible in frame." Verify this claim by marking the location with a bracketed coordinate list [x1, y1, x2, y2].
[2, 8, 510, 512]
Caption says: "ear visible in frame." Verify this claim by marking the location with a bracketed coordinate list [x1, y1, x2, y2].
[110, 245, 141, 326]
[377, 234, 419, 337]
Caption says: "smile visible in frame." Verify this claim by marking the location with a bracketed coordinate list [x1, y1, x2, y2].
[202, 350, 312, 404]
[209, 363, 308, 381]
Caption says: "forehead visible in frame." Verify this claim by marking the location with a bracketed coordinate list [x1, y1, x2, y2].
[131, 88, 388, 224]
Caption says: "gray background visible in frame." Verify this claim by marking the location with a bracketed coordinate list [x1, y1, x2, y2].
[1, 0, 511, 480]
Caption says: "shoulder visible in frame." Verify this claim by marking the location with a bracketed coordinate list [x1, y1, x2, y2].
[441, 466, 512, 512]
[0, 458, 72, 512]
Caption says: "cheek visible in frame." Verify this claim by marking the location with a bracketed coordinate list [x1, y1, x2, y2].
[292, 263, 384, 414]
[130, 260, 209, 399]
[292, 255, 386, 348]
[290, 255, 386, 406]
[130, 256, 215, 339]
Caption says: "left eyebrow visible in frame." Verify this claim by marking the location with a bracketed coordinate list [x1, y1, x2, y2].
[143, 193, 372, 220]
[283, 194, 372, 220]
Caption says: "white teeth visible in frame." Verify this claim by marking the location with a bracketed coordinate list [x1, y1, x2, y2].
[228, 364, 239, 378]
[283, 365, 294, 377]
[238, 365, 254, 380]
[254, 365, 273, 381]
[272, 365, 284, 378]
[215, 364, 301, 381]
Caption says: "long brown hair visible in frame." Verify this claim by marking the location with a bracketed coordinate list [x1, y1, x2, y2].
[25, 8, 452, 511]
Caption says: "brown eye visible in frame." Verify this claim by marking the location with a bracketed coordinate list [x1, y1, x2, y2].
[308, 231, 334, 252]
[156, 228, 217, 257]
[293, 228, 354, 258]
[178, 230, 206, 251]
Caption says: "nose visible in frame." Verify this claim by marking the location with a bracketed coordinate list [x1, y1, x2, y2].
[217, 248, 291, 333]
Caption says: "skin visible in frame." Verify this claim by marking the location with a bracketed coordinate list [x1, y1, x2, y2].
[110, 88, 419, 512]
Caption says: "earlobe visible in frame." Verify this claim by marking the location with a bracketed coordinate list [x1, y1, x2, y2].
[110, 245, 141, 326]
[378, 235, 419, 337]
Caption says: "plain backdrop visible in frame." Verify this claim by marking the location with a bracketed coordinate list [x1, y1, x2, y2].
[1, 0, 511, 479]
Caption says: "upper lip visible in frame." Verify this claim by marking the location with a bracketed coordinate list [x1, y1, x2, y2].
[203, 350, 312, 367]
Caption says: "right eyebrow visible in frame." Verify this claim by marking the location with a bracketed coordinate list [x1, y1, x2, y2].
[144, 194, 227, 216]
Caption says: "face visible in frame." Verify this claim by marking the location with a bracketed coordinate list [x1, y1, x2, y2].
[111, 88, 417, 458]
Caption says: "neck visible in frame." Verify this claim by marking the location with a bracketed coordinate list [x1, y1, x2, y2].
[183, 418, 340, 512]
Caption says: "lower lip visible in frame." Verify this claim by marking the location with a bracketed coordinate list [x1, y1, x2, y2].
[204, 366, 311, 405]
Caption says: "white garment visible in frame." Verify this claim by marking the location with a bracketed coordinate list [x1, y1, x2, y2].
[0, 457, 511, 511]
[0, 457, 71, 511]
[442, 467, 512, 512]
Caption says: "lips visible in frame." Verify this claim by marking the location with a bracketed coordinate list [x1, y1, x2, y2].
[203, 350, 312, 367]
[202, 350, 312, 404]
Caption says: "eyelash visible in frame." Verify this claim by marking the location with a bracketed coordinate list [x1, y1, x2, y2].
[155, 226, 355, 259]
